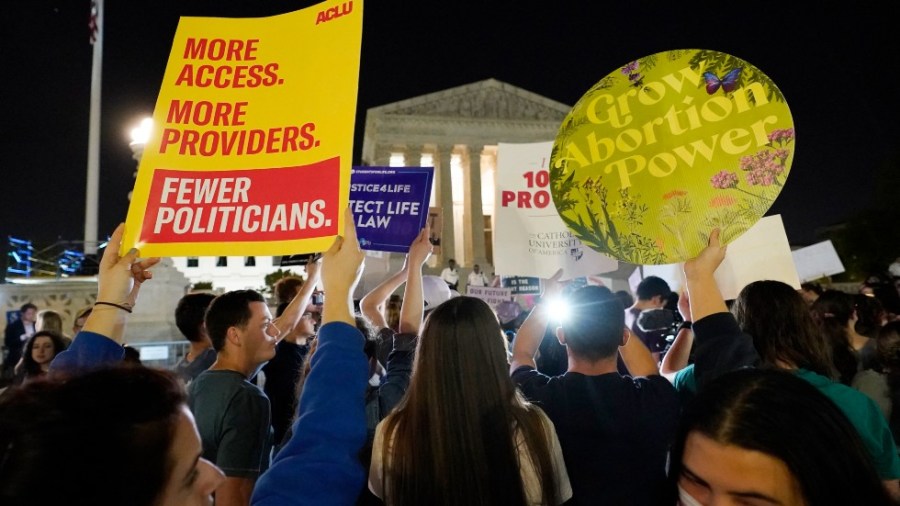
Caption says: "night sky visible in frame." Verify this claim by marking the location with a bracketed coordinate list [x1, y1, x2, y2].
[2, 1, 897, 258]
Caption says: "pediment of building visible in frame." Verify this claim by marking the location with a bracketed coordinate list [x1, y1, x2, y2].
[369, 79, 571, 122]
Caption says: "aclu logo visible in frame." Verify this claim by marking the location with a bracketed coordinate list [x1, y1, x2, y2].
[316, 1, 353, 24]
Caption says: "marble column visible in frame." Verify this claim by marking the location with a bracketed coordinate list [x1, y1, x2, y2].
[463, 145, 487, 267]
[372, 143, 393, 167]
[436, 145, 456, 264]
[405, 146, 420, 167]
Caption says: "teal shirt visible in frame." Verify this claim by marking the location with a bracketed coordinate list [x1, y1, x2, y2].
[673, 365, 900, 479]
[795, 368, 900, 479]
[673, 364, 697, 393]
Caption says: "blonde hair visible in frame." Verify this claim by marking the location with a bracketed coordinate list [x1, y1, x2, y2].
[36, 310, 65, 336]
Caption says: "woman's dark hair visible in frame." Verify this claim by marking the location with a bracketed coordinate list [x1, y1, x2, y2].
[175, 292, 216, 342]
[614, 289, 635, 309]
[855, 294, 886, 338]
[20, 330, 67, 379]
[731, 280, 835, 378]
[670, 368, 892, 505]
[381, 296, 558, 505]
[800, 281, 824, 296]
[0, 366, 186, 506]
[876, 322, 900, 446]
[810, 290, 858, 385]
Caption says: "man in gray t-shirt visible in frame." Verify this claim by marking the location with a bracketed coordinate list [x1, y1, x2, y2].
[188, 263, 319, 504]
[187, 290, 287, 505]
[189, 369, 272, 478]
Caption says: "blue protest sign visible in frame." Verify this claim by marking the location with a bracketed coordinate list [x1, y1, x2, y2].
[350, 167, 434, 252]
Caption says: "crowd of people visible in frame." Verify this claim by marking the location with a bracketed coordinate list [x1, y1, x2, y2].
[2, 213, 900, 505]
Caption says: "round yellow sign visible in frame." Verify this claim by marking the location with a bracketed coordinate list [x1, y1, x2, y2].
[550, 49, 794, 264]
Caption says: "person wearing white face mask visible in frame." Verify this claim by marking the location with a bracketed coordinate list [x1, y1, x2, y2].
[670, 368, 892, 506]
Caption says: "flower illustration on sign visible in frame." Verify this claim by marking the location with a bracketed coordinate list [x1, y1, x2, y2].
[709, 195, 737, 208]
[550, 49, 794, 264]
[710, 126, 794, 201]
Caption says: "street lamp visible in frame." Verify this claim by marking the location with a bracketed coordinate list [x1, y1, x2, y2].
[128, 117, 152, 200]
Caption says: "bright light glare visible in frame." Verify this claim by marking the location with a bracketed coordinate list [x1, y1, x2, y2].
[543, 296, 571, 323]
[129, 117, 153, 145]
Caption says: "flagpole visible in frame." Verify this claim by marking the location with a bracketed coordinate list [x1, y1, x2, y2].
[84, 0, 103, 255]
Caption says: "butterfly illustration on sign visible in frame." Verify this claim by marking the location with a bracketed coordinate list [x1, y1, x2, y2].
[570, 247, 583, 261]
[703, 68, 742, 94]
[621, 60, 644, 88]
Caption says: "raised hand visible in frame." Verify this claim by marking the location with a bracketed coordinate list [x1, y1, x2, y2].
[684, 228, 726, 280]
[541, 269, 566, 301]
[97, 223, 160, 308]
[683, 227, 728, 324]
[408, 228, 433, 267]
[305, 254, 322, 284]
[321, 208, 365, 326]
[80, 223, 160, 344]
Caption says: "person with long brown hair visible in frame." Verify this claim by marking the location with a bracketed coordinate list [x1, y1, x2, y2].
[671, 368, 893, 505]
[811, 289, 876, 384]
[13, 330, 67, 384]
[683, 229, 900, 500]
[369, 296, 571, 505]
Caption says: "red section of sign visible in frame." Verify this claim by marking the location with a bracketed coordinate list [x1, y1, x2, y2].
[140, 157, 340, 243]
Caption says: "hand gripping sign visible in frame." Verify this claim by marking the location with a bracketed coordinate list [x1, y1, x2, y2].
[349, 166, 434, 253]
[550, 49, 794, 264]
[124, 0, 362, 257]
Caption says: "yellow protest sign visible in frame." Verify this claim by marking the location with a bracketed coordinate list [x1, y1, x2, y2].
[123, 0, 362, 257]
[550, 49, 794, 264]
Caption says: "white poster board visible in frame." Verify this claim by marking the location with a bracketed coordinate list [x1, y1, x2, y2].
[628, 267, 642, 296]
[138, 345, 170, 361]
[494, 142, 617, 280]
[466, 286, 513, 309]
[791, 240, 845, 282]
[642, 263, 685, 293]
[714, 215, 801, 300]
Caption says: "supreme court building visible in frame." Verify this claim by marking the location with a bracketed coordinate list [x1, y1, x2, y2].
[360, 78, 571, 275]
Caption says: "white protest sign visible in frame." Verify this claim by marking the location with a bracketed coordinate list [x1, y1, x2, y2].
[642, 262, 685, 293]
[714, 215, 800, 300]
[494, 142, 617, 280]
[791, 240, 845, 282]
[466, 286, 513, 309]
[628, 267, 642, 296]
[138, 346, 170, 361]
